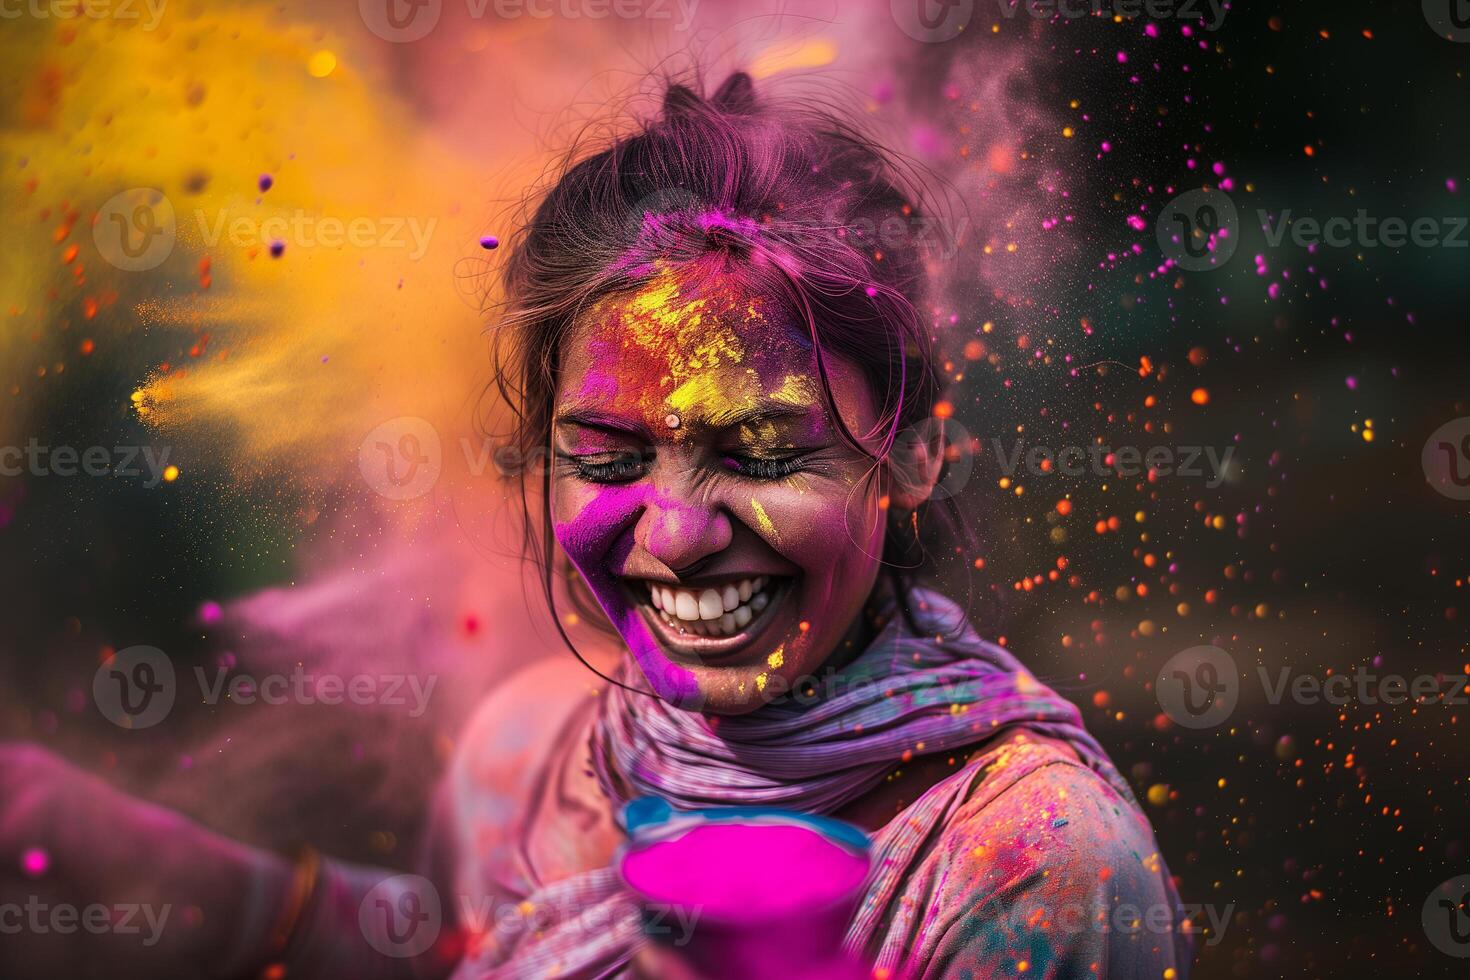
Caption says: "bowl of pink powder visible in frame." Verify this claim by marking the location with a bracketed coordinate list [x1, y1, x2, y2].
[618, 798, 872, 979]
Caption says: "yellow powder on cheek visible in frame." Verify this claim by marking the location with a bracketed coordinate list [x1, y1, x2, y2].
[750, 498, 778, 541]
[767, 647, 784, 670]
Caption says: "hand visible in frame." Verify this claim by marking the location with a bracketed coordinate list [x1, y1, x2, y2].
[0, 743, 292, 980]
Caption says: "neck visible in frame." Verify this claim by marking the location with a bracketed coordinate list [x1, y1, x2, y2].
[816, 574, 901, 677]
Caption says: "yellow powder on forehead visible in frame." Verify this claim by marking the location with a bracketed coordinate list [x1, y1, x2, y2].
[768, 373, 819, 406]
[601, 268, 780, 418]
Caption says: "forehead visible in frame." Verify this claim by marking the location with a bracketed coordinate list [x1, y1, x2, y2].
[558, 269, 823, 425]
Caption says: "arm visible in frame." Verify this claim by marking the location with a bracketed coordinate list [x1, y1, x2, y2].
[0, 744, 453, 980]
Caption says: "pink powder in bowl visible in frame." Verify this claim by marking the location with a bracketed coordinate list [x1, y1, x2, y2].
[620, 821, 869, 922]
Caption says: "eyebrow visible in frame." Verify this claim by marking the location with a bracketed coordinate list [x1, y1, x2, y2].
[700, 403, 816, 431]
[553, 409, 654, 440]
[553, 401, 818, 438]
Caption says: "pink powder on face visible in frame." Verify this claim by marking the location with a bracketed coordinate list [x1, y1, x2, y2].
[621, 822, 868, 920]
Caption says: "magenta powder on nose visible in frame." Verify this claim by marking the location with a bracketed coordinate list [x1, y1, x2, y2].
[621, 822, 868, 919]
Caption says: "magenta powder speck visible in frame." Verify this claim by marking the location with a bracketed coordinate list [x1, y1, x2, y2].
[20, 846, 49, 877]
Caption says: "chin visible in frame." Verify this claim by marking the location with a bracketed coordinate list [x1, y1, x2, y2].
[612, 573, 830, 714]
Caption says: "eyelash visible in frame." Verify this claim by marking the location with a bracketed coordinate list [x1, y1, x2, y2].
[723, 453, 807, 481]
[556, 450, 811, 484]
[559, 451, 649, 484]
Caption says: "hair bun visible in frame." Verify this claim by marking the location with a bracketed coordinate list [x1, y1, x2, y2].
[661, 84, 703, 119]
[710, 72, 756, 113]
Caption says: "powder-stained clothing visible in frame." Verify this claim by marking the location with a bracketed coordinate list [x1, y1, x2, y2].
[425, 592, 1193, 979]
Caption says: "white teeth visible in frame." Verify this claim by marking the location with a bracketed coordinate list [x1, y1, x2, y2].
[643, 576, 779, 637]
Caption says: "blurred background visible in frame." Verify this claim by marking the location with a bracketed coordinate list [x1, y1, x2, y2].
[2, 1, 1468, 976]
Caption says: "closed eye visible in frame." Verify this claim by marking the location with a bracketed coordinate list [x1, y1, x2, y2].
[557, 450, 650, 484]
[722, 451, 811, 481]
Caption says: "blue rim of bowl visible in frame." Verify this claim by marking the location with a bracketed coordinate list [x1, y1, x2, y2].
[620, 796, 871, 853]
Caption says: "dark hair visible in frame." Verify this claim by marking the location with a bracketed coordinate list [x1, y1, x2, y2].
[489, 71, 970, 660]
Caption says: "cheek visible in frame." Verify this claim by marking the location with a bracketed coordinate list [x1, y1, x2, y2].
[554, 482, 701, 705]
[552, 483, 641, 577]
[758, 473, 885, 576]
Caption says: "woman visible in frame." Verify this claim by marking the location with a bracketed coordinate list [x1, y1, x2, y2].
[435, 71, 1190, 978]
[0, 72, 1188, 979]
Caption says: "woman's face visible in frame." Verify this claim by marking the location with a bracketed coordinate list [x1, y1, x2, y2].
[550, 269, 888, 713]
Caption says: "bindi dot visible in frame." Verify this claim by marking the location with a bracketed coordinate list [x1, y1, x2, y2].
[665, 413, 681, 430]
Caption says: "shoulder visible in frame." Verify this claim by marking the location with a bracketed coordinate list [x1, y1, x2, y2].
[904, 735, 1189, 977]
[943, 737, 1165, 891]
[450, 656, 603, 801]
[431, 658, 603, 894]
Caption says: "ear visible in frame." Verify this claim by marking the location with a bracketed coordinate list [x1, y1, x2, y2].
[887, 421, 946, 511]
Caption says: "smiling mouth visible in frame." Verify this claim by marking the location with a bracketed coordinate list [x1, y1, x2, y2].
[631, 575, 790, 655]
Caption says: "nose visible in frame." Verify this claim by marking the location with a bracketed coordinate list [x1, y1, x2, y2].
[636, 489, 733, 577]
